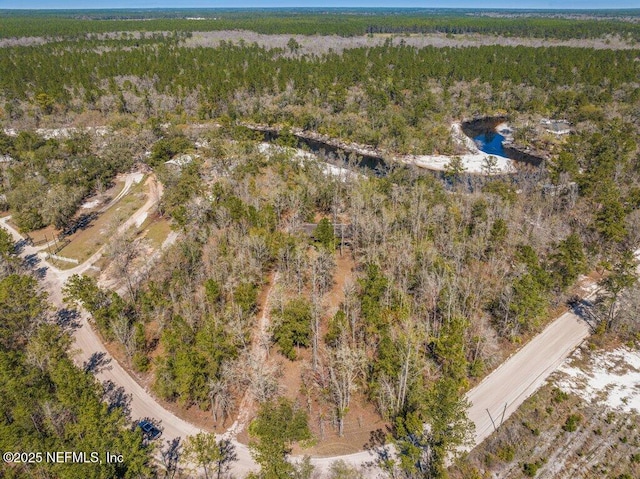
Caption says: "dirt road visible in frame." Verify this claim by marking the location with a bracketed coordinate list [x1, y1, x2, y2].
[464, 311, 591, 448]
[0, 176, 261, 476]
[308, 308, 593, 475]
[0, 173, 605, 477]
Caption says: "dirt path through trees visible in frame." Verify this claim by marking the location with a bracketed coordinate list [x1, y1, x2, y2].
[227, 271, 280, 437]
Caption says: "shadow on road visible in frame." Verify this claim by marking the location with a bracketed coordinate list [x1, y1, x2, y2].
[84, 351, 113, 375]
[568, 297, 599, 332]
[14, 238, 30, 254]
[363, 427, 393, 471]
[103, 379, 132, 419]
[160, 438, 182, 475]
[54, 308, 81, 332]
[23, 252, 40, 268]
[22, 252, 49, 279]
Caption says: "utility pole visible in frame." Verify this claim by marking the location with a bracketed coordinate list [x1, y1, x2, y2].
[500, 402, 507, 427]
[486, 408, 498, 432]
[46, 234, 53, 259]
[486, 402, 508, 432]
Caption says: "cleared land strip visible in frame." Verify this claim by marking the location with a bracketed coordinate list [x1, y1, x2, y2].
[2, 32, 638, 50]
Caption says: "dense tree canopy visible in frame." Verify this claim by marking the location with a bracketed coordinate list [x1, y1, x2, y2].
[1, 11, 639, 478]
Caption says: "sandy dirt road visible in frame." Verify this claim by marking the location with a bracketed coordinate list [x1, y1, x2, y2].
[0, 181, 261, 477]
[2, 207, 596, 478]
[465, 311, 591, 448]
[308, 309, 593, 475]
[0, 173, 609, 477]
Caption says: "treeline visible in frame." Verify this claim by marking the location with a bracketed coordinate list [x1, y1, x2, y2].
[6, 41, 638, 99]
[1, 13, 640, 40]
[0, 129, 136, 232]
[2, 40, 638, 107]
[1, 40, 638, 156]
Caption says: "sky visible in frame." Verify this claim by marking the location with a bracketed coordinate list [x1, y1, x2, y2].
[1, 1, 639, 10]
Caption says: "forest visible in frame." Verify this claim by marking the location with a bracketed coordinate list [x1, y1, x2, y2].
[1, 10, 640, 40]
[0, 229, 153, 478]
[1, 36, 638, 157]
[1, 10, 639, 479]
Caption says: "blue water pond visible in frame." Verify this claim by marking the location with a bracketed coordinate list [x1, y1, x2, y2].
[474, 131, 506, 157]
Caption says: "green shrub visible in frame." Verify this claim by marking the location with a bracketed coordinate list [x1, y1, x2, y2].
[523, 462, 540, 477]
[552, 387, 569, 403]
[469, 358, 485, 378]
[132, 351, 150, 372]
[496, 444, 515, 462]
[562, 413, 582, 432]
[272, 298, 312, 360]
[523, 420, 540, 436]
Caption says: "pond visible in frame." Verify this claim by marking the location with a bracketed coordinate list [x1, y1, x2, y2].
[464, 119, 544, 167]
[473, 130, 506, 157]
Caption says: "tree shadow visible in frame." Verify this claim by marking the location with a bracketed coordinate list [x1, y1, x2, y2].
[568, 296, 599, 332]
[23, 252, 41, 268]
[22, 252, 48, 279]
[160, 437, 182, 476]
[60, 212, 98, 238]
[54, 308, 81, 332]
[83, 351, 112, 375]
[34, 265, 48, 279]
[14, 238, 30, 254]
[102, 379, 132, 419]
[363, 427, 394, 470]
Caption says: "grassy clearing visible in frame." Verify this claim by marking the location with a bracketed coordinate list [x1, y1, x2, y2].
[141, 216, 172, 249]
[54, 177, 148, 267]
[20, 223, 59, 245]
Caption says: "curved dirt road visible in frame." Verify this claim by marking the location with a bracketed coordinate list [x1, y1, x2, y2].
[0, 175, 260, 477]
[1, 174, 609, 477]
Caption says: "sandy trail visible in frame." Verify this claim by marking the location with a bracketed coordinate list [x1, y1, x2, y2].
[227, 271, 280, 437]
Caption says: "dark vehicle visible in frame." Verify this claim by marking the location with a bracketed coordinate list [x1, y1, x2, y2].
[137, 420, 162, 440]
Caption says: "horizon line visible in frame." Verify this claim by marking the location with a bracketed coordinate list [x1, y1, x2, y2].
[2, 7, 640, 12]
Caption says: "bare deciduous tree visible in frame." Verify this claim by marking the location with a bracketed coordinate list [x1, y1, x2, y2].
[106, 230, 142, 301]
[327, 343, 365, 436]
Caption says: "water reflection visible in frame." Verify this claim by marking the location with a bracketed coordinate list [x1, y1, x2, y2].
[473, 131, 506, 157]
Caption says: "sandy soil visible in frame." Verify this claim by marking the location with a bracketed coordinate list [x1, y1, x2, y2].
[557, 347, 640, 413]
[402, 122, 515, 174]
[182, 31, 640, 53]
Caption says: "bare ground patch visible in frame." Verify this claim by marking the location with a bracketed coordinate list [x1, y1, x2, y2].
[183, 31, 640, 53]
